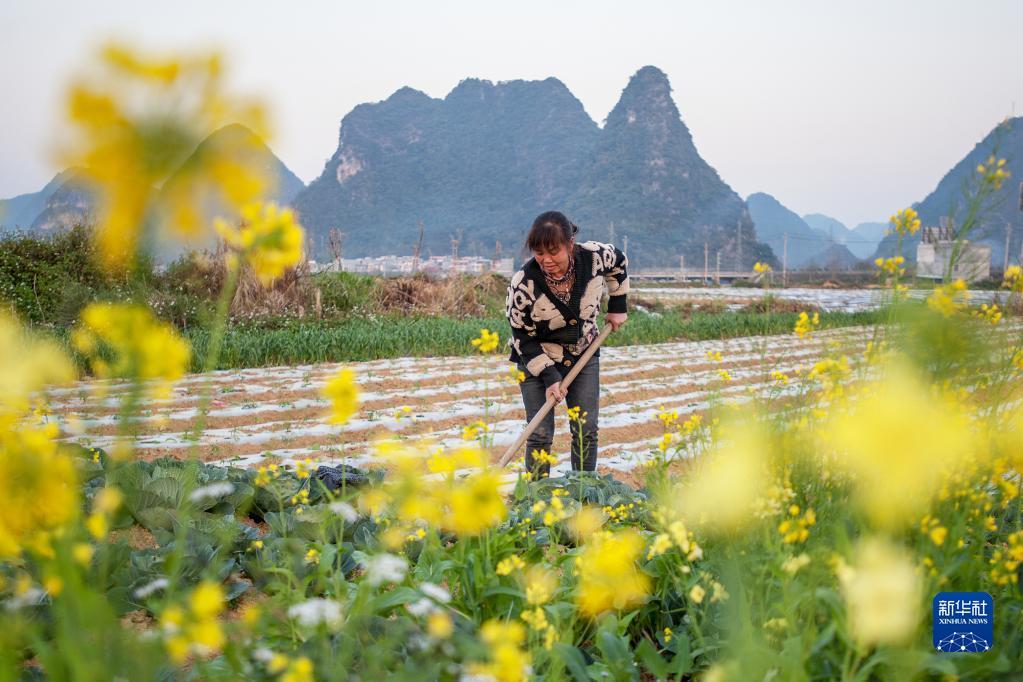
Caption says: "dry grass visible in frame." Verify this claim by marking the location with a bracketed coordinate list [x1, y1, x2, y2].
[231, 257, 316, 319]
[375, 273, 507, 317]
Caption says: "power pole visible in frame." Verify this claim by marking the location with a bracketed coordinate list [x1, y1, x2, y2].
[680, 254, 685, 283]
[736, 218, 743, 271]
[1005, 223, 1012, 274]
[328, 228, 345, 271]
[782, 232, 789, 287]
[703, 241, 709, 283]
[623, 235, 629, 262]
[450, 231, 461, 275]
[609, 221, 616, 246]
[411, 220, 425, 273]
[715, 250, 721, 285]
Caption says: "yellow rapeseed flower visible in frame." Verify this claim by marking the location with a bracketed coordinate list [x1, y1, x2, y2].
[73, 303, 190, 398]
[427, 611, 454, 639]
[889, 207, 921, 236]
[62, 43, 271, 270]
[0, 423, 78, 558]
[469, 620, 531, 682]
[1003, 265, 1023, 293]
[826, 362, 974, 528]
[567, 505, 605, 542]
[522, 565, 557, 605]
[323, 368, 359, 425]
[837, 537, 920, 647]
[926, 280, 970, 317]
[471, 328, 501, 353]
[977, 155, 1011, 190]
[575, 529, 650, 617]
[162, 580, 226, 664]
[496, 555, 526, 576]
[189, 581, 224, 620]
[973, 303, 1002, 325]
[214, 202, 305, 286]
[0, 313, 76, 421]
[669, 416, 772, 534]
[281, 657, 314, 682]
[446, 471, 507, 536]
[794, 311, 820, 339]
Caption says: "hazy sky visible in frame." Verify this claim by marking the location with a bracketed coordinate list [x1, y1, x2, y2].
[2, 0, 1022, 227]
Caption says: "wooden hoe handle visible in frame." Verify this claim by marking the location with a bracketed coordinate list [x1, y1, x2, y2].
[497, 325, 614, 468]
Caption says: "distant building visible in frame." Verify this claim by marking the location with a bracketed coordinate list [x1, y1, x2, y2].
[311, 255, 514, 278]
[916, 225, 991, 282]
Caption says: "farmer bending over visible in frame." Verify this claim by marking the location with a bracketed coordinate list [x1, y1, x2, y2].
[506, 211, 629, 479]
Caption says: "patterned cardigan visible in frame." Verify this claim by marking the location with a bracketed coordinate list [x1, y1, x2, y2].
[506, 241, 629, 388]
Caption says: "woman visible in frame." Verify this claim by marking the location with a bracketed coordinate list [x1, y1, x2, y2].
[506, 211, 629, 478]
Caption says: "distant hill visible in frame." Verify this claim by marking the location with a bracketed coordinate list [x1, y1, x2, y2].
[156, 124, 306, 256]
[747, 193, 858, 268]
[0, 168, 82, 231]
[292, 78, 600, 262]
[29, 170, 97, 233]
[874, 116, 1023, 265]
[292, 66, 773, 268]
[562, 66, 769, 269]
[853, 221, 888, 242]
[803, 213, 880, 260]
[0, 124, 304, 256]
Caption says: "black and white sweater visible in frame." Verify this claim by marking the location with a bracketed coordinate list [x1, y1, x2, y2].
[506, 241, 629, 387]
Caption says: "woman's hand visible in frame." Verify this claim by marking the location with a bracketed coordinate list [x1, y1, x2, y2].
[606, 312, 628, 332]
[545, 382, 566, 404]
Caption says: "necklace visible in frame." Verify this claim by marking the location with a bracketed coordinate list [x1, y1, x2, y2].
[544, 256, 575, 304]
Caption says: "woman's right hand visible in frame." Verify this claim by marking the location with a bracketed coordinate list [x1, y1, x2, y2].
[546, 382, 566, 404]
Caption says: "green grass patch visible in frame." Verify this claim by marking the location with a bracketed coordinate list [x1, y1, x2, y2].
[185, 309, 884, 370]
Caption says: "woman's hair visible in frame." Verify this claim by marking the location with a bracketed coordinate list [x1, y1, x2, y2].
[526, 211, 578, 252]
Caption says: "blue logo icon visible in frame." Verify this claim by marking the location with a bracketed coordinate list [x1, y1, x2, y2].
[933, 592, 993, 653]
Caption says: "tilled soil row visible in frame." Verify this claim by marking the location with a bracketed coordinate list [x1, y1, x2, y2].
[52, 327, 870, 425]
[50, 323, 1022, 474]
[57, 337, 875, 467]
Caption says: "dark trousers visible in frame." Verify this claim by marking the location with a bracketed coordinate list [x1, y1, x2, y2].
[518, 357, 599, 478]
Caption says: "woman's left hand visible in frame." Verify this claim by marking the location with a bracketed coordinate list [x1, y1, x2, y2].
[606, 312, 628, 332]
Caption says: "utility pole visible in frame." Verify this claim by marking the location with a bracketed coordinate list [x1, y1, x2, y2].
[609, 221, 616, 246]
[703, 241, 709, 283]
[715, 251, 721, 285]
[1005, 223, 1013, 274]
[782, 232, 789, 287]
[411, 220, 424, 273]
[736, 218, 743, 271]
[450, 232, 460, 274]
[328, 228, 345, 272]
[680, 254, 685, 283]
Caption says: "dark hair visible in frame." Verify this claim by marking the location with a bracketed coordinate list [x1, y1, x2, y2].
[526, 211, 578, 252]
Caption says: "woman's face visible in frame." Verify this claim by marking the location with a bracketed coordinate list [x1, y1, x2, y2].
[533, 241, 572, 276]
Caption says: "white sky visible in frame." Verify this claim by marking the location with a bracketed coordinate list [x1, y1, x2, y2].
[2, 0, 1021, 227]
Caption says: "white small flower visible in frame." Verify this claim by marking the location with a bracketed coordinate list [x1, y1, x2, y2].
[329, 501, 359, 522]
[364, 553, 407, 587]
[419, 582, 451, 603]
[188, 482, 235, 503]
[251, 648, 275, 663]
[287, 598, 343, 629]
[407, 598, 436, 617]
[134, 578, 169, 599]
